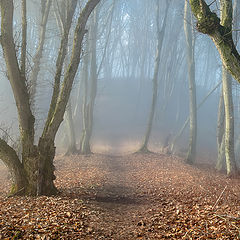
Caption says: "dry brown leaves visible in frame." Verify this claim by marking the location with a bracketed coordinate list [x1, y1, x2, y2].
[0, 153, 240, 239]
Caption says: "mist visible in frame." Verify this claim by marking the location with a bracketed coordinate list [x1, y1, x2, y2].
[0, 0, 240, 238]
[0, 1, 228, 160]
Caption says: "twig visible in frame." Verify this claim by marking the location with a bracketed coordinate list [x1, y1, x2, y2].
[214, 214, 240, 237]
[205, 221, 208, 234]
[212, 185, 227, 210]
[208, 0, 217, 7]
[183, 228, 191, 238]
[7, 188, 25, 198]
[214, 214, 240, 221]
[0, 127, 16, 144]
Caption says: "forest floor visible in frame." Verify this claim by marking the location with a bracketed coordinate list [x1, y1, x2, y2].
[0, 153, 240, 239]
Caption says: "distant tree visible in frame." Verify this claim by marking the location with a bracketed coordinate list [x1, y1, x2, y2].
[53, 0, 78, 156]
[216, 90, 225, 171]
[29, 0, 52, 108]
[139, 0, 170, 152]
[76, 1, 114, 155]
[65, 99, 78, 155]
[0, 0, 100, 196]
[79, 7, 98, 154]
[184, 0, 197, 164]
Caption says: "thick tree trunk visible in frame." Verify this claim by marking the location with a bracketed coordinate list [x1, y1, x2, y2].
[37, 137, 58, 195]
[184, 0, 197, 164]
[220, 2, 238, 176]
[0, 137, 57, 196]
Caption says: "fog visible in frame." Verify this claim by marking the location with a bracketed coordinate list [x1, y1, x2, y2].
[2, 1, 240, 237]
[1, 0, 240, 166]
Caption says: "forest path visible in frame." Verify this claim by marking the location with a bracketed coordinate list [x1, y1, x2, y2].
[59, 154, 152, 239]
[56, 153, 240, 239]
[83, 154, 147, 239]
[1, 153, 240, 239]
[93, 155, 140, 204]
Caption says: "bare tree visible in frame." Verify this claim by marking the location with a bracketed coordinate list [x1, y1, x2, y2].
[79, 7, 99, 154]
[139, 0, 170, 152]
[0, 0, 100, 196]
[184, 0, 197, 164]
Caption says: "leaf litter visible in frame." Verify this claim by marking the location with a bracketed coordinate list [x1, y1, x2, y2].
[0, 153, 240, 239]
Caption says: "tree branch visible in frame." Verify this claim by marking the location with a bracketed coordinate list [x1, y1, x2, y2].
[43, 0, 100, 139]
[0, 0, 35, 158]
[189, 0, 240, 83]
[0, 138, 27, 191]
[43, 0, 78, 137]
[20, 0, 27, 75]
[29, 0, 52, 105]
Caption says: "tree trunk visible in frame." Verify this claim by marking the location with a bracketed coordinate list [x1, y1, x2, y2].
[222, 66, 238, 176]
[184, 0, 197, 164]
[139, 0, 170, 152]
[36, 137, 57, 195]
[65, 99, 77, 155]
[79, 8, 98, 155]
[170, 81, 221, 153]
[216, 90, 225, 171]
[79, 35, 90, 154]
[20, 0, 27, 76]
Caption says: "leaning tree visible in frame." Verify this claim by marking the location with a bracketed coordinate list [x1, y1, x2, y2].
[0, 0, 100, 196]
[189, 0, 238, 176]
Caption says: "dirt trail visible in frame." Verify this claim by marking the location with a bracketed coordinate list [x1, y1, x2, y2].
[56, 153, 240, 239]
[94, 155, 137, 204]
[86, 155, 148, 239]
[1, 153, 240, 239]
[61, 154, 150, 239]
